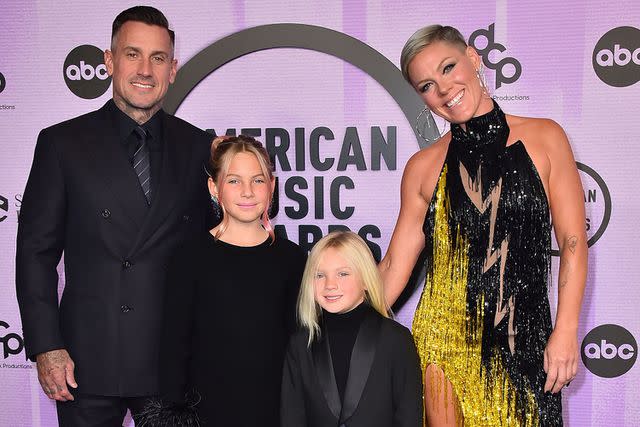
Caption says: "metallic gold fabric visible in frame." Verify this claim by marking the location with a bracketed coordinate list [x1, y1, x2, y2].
[413, 165, 538, 426]
[413, 102, 561, 426]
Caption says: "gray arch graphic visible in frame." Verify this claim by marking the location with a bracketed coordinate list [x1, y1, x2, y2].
[551, 162, 611, 256]
[550, 162, 611, 256]
[163, 23, 435, 148]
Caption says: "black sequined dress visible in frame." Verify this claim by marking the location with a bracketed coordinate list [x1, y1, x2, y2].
[412, 102, 562, 426]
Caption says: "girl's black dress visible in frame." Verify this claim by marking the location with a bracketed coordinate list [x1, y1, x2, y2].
[155, 232, 306, 427]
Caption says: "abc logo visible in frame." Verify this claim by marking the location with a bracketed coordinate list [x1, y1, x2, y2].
[0, 72, 6, 93]
[63, 45, 112, 99]
[592, 26, 640, 87]
[581, 324, 637, 378]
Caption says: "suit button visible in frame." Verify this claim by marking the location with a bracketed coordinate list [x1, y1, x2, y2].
[122, 260, 132, 269]
[101, 209, 111, 218]
[182, 214, 190, 222]
[120, 305, 132, 313]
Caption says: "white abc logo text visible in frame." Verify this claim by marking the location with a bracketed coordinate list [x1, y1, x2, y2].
[592, 26, 640, 87]
[596, 44, 640, 67]
[63, 44, 111, 99]
[65, 61, 109, 81]
[584, 339, 635, 360]
[581, 324, 637, 378]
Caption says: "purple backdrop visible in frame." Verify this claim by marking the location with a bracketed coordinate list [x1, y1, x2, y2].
[1, 1, 638, 425]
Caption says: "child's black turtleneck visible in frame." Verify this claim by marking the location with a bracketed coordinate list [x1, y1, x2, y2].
[322, 302, 371, 402]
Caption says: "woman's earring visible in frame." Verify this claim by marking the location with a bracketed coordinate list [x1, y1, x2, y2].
[211, 195, 221, 219]
[416, 106, 447, 144]
[476, 64, 490, 97]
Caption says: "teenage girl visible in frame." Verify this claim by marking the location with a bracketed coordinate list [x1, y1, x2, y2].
[142, 135, 307, 427]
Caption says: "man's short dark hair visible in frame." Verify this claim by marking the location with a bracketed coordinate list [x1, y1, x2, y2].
[111, 6, 175, 49]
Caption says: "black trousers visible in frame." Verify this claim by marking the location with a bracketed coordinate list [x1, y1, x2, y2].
[56, 394, 151, 427]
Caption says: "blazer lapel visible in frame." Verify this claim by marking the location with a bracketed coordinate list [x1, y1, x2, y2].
[87, 105, 149, 229]
[312, 332, 342, 421]
[128, 116, 186, 256]
[339, 311, 381, 424]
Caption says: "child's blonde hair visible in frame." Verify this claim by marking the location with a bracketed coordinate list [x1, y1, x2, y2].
[208, 135, 275, 242]
[297, 231, 389, 345]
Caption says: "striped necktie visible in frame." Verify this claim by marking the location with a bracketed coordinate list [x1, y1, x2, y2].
[133, 126, 152, 204]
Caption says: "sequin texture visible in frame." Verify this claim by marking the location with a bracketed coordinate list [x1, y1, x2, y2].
[412, 102, 561, 426]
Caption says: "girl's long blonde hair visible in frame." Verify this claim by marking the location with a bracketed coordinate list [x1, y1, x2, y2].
[297, 231, 389, 345]
[208, 135, 275, 242]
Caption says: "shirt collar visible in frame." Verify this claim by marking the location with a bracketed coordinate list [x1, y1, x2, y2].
[107, 99, 164, 148]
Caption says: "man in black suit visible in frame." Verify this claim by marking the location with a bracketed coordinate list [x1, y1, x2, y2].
[15, 6, 212, 425]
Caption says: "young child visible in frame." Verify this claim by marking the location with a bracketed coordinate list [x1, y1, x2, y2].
[142, 135, 307, 427]
[281, 231, 423, 427]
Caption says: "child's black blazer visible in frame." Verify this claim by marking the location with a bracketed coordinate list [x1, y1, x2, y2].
[281, 309, 423, 427]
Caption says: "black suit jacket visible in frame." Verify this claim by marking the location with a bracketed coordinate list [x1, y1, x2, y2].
[281, 311, 423, 427]
[15, 100, 212, 396]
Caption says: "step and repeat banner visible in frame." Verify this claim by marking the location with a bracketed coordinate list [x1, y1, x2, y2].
[1, 1, 638, 425]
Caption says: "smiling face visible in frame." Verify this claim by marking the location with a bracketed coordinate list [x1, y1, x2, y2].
[313, 247, 366, 314]
[104, 21, 176, 122]
[407, 41, 493, 124]
[209, 151, 274, 228]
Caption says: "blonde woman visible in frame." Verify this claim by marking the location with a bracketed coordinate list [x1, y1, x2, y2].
[381, 25, 586, 426]
[282, 231, 423, 427]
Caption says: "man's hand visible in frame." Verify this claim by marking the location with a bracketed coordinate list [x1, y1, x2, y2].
[36, 349, 77, 401]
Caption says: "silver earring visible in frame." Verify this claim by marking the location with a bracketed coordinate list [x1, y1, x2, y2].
[211, 195, 221, 218]
[476, 64, 490, 97]
[416, 106, 447, 144]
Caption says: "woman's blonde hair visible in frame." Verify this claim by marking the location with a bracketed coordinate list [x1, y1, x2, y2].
[297, 231, 389, 345]
[400, 25, 467, 83]
[208, 135, 275, 242]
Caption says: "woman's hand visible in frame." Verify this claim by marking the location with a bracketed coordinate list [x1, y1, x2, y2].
[543, 327, 578, 393]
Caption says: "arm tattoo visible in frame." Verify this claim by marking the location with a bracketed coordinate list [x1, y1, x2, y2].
[559, 258, 569, 288]
[558, 236, 578, 288]
[567, 235, 578, 255]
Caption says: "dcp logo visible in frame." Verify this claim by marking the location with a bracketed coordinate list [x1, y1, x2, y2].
[593, 26, 640, 87]
[0, 194, 8, 222]
[0, 320, 25, 359]
[0, 72, 6, 93]
[469, 23, 522, 89]
[63, 44, 111, 99]
[582, 324, 637, 378]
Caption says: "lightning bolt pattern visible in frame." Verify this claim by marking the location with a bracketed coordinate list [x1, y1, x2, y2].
[412, 102, 561, 426]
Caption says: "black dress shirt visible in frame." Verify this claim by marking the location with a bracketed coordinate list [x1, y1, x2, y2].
[107, 100, 164, 204]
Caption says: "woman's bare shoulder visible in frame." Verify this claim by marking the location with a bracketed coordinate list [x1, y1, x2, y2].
[507, 115, 567, 144]
[402, 134, 450, 202]
[404, 134, 450, 176]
